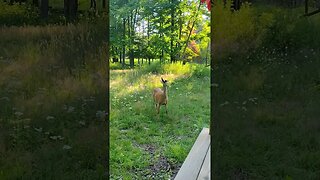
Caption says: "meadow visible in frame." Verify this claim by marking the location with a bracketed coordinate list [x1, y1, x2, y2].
[212, 2, 320, 179]
[0, 23, 108, 179]
[110, 62, 210, 179]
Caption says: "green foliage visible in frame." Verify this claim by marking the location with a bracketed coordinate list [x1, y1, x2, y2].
[110, 0, 210, 63]
[213, 1, 320, 60]
[0, 0, 108, 27]
[264, 11, 320, 50]
[191, 63, 210, 78]
[163, 62, 193, 75]
[291, 18, 320, 48]
[0, 2, 38, 26]
[212, 0, 274, 59]
[141, 61, 163, 74]
[139, 61, 209, 78]
[110, 61, 123, 70]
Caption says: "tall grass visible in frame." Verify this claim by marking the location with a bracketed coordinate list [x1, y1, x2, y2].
[0, 23, 107, 178]
[212, 2, 320, 179]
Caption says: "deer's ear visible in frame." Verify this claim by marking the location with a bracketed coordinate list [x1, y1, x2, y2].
[161, 77, 165, 83]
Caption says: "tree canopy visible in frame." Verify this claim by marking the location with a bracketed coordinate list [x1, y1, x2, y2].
[110, 0, 211, 68]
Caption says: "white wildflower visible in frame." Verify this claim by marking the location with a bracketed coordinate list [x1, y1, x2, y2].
[14, 111, 23, 117]
[46, 116, 55, 120]
[0, 97, 10, 101]
[63, 145, 72, 150]
[67, 106, 75, 113]
[96, 110, 105, 119]
[220, 101, 229, 107]
[34, 127, 42, 132]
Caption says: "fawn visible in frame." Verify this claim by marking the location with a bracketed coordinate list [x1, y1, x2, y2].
[153, 77, 168, 114]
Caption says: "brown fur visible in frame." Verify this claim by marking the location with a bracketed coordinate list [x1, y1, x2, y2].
[153, 78, 168, 114]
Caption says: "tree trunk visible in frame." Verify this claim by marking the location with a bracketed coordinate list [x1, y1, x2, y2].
[122, 18, 126, 68]
[33, 0, 39, 7]
[182, 1, 201, 64]
[305, 0, 309, 14]
[205, 41, 210, 66]
[160, 21, 163, 64]
[70, 0, 78, 21]
[232, 0, 241, 10]
[130, 9, 138, 67]
[176, 9, 183, 57]
[147, 16, 150, 65]
[64, 0, 78, 21]
[178, 9, 182, 40]
[40, 0, 48, 19]
[129, 13, 134, 69]
[170, 0, 175, 63]
[90, 0, 96, 11]
[64, 0, 69, 18]
[102, 0, 106, 9]
[161, 50, 164, 64]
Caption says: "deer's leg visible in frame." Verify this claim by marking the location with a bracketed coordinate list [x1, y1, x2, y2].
[165, 104, 168, 114]
[157, 104, 160, 114]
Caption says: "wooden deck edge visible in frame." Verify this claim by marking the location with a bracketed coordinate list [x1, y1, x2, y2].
[174, 128, 210, 180]
[197, 146, 210, 180]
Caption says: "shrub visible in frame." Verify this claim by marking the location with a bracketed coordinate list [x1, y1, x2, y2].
[141, 61, 163, 74]
[212, 0, 274, 59]
[139, 61, 209, 78]
[0, 2, 38, 26]
[191, 64, 210, 78]
[163, 62, 192, 75]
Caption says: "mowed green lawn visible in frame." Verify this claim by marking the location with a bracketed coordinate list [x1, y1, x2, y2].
[110, 63, 210, 179]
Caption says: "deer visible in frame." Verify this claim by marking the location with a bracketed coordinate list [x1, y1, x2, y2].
[153, 77, 168, 114]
